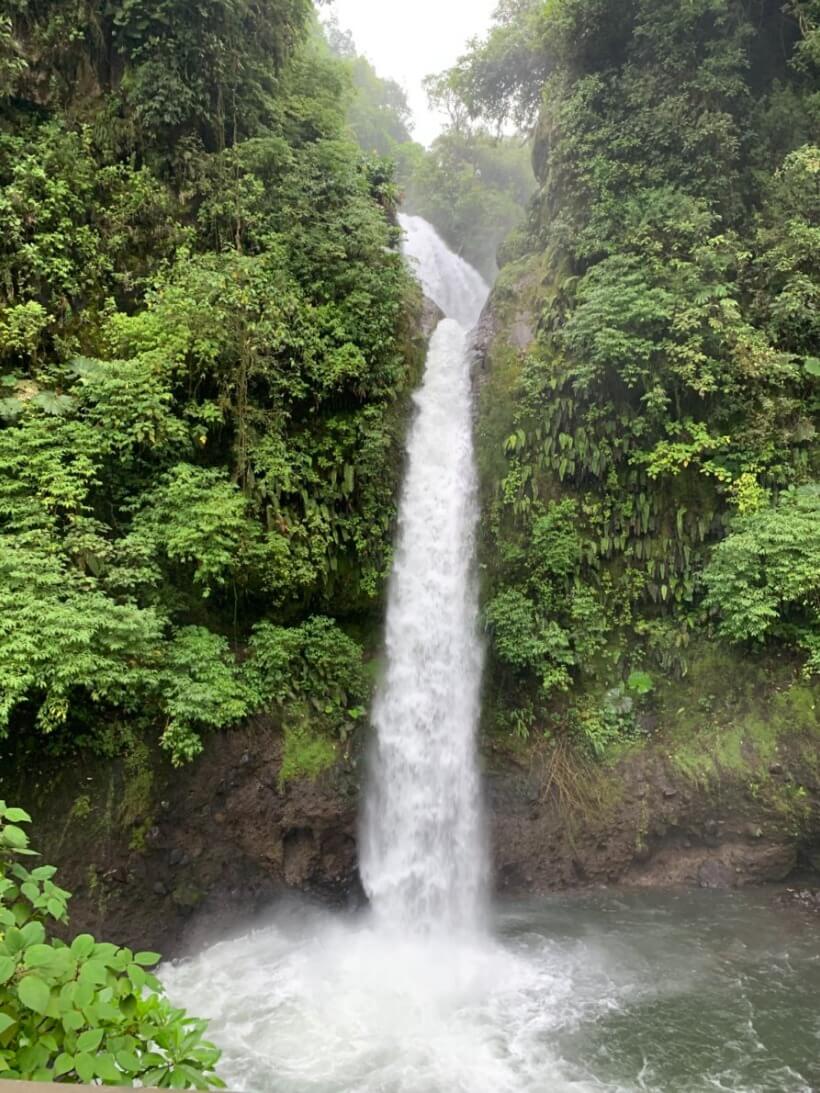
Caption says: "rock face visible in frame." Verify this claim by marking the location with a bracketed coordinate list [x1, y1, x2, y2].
[10, 719, 363, 956]
[9, 715, 819, 958]
[486, 743, 811, 898]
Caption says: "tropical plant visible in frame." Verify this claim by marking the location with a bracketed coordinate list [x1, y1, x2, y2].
[0, 802, 223, 1087]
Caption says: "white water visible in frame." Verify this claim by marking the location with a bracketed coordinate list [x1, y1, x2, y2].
[161, 221, 820, 1093]
[360, 212, 489, 930]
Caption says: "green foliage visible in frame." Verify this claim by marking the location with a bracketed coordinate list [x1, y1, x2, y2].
[0, 802, 222, 1087]
[402, 128, 535, 281]
[484, 499, 612, 700]
[246, 617, 368, 738]
[278, 719, 338, 786]
[0, 4, 421, 760]
[704, 486, 820, 668]
[466, 0, 820, 739]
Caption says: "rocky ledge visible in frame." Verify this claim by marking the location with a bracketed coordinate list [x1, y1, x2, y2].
[7, 712, 818, 958]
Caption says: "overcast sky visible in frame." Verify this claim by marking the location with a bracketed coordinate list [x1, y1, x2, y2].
[328, 0, 499, 145]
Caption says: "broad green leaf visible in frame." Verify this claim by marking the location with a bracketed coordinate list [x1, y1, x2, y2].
[1, 825, 28, 849]
[0, 1013, 16, 1035]
[116, 1049, 142, 1073]
[94, 1053, 123, 1082]
[62, 1009, 84, 1031]
[134, 951, 162, 966]
[17, 974, 50, 1014]
[54, 1052, 75, 1077]
[0, 956, 16, 984]
[29, 865, 57, 881]
[74, 1051, 95, 1083]
[20, 922, 45, 946]
[70, 934, 95, 959]
[77, 1027, 105, 1053]
[46, 897, 65, 919]
[24, 943, 64, 968]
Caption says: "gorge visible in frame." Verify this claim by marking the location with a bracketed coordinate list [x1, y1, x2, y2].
[1, 0, 819, 1088]
[159, 218, 820, 1093]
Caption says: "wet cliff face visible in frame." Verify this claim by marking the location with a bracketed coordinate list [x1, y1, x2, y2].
[6, 719, 363, 956]
[8, 698, 818, 958]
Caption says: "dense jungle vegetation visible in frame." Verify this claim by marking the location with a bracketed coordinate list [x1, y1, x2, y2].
[0, 0, 430, 769]
[460, 0, 820, 751]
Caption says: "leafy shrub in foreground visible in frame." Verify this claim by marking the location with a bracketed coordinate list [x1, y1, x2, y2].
[0, 802, 223, 1087]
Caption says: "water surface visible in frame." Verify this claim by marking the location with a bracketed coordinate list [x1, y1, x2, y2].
[163, 889, 820, 1092]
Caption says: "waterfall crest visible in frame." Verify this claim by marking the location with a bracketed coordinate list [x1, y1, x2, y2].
[360, 214, 490, 930]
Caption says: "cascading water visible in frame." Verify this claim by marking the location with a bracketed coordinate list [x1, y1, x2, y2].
[360, 213, 489, 931]
[160, 219, 819, 1093]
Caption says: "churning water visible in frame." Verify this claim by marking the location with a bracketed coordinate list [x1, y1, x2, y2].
[162, 220, 820, 1093]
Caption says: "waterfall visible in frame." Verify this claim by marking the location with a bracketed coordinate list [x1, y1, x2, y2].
[360, 214, 490, 929]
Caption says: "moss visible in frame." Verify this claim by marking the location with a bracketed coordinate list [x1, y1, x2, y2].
[278, 722, 337, 788]
[70, 794, 92, 821]
[172, 883, 204, 910]
[664, 656, 819, 787]
[119, 738, 155, 853]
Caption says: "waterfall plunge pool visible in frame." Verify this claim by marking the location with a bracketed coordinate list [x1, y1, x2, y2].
[162, 888, 820, 1093]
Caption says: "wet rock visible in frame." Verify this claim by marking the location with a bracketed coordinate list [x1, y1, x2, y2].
[421, 296, 445, 339]
[775, 887, 820, 913]
[704, 819, 720, 847]
[283, 828, 318, 887]
[698, 860, 734, 889]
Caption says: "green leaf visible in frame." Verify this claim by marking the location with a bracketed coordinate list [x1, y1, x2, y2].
[70, 934, 95, 959]
[17, 974, 50, 1014]
[75, 1051, 95, 1083]
[116, 1049, 142, 1073]
[1, 808, 31, 823]
[77, 1027, 105, 1053]
[62, 1009, 84, 1031]
[128, 963, 147, 989]
[803, 356, 820, 377]
[54, 1052, 75, 1077]
[94, 1053, 124, 1082]
[627, 670, 654, 695]
[20, 922, 45, 946]
[24, 943, 62, 968]
[0, 956, 16, 984]
[134, 951, 162, 967]
[1, 825, 28, 849]
[46, 897, 65, 919]
[30, 866, 57, 881]
[0, 1013, 16, 1035]
[78, 959, 108, 985]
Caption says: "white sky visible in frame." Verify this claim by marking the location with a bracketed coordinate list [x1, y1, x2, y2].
[327, 0, 499, 145]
